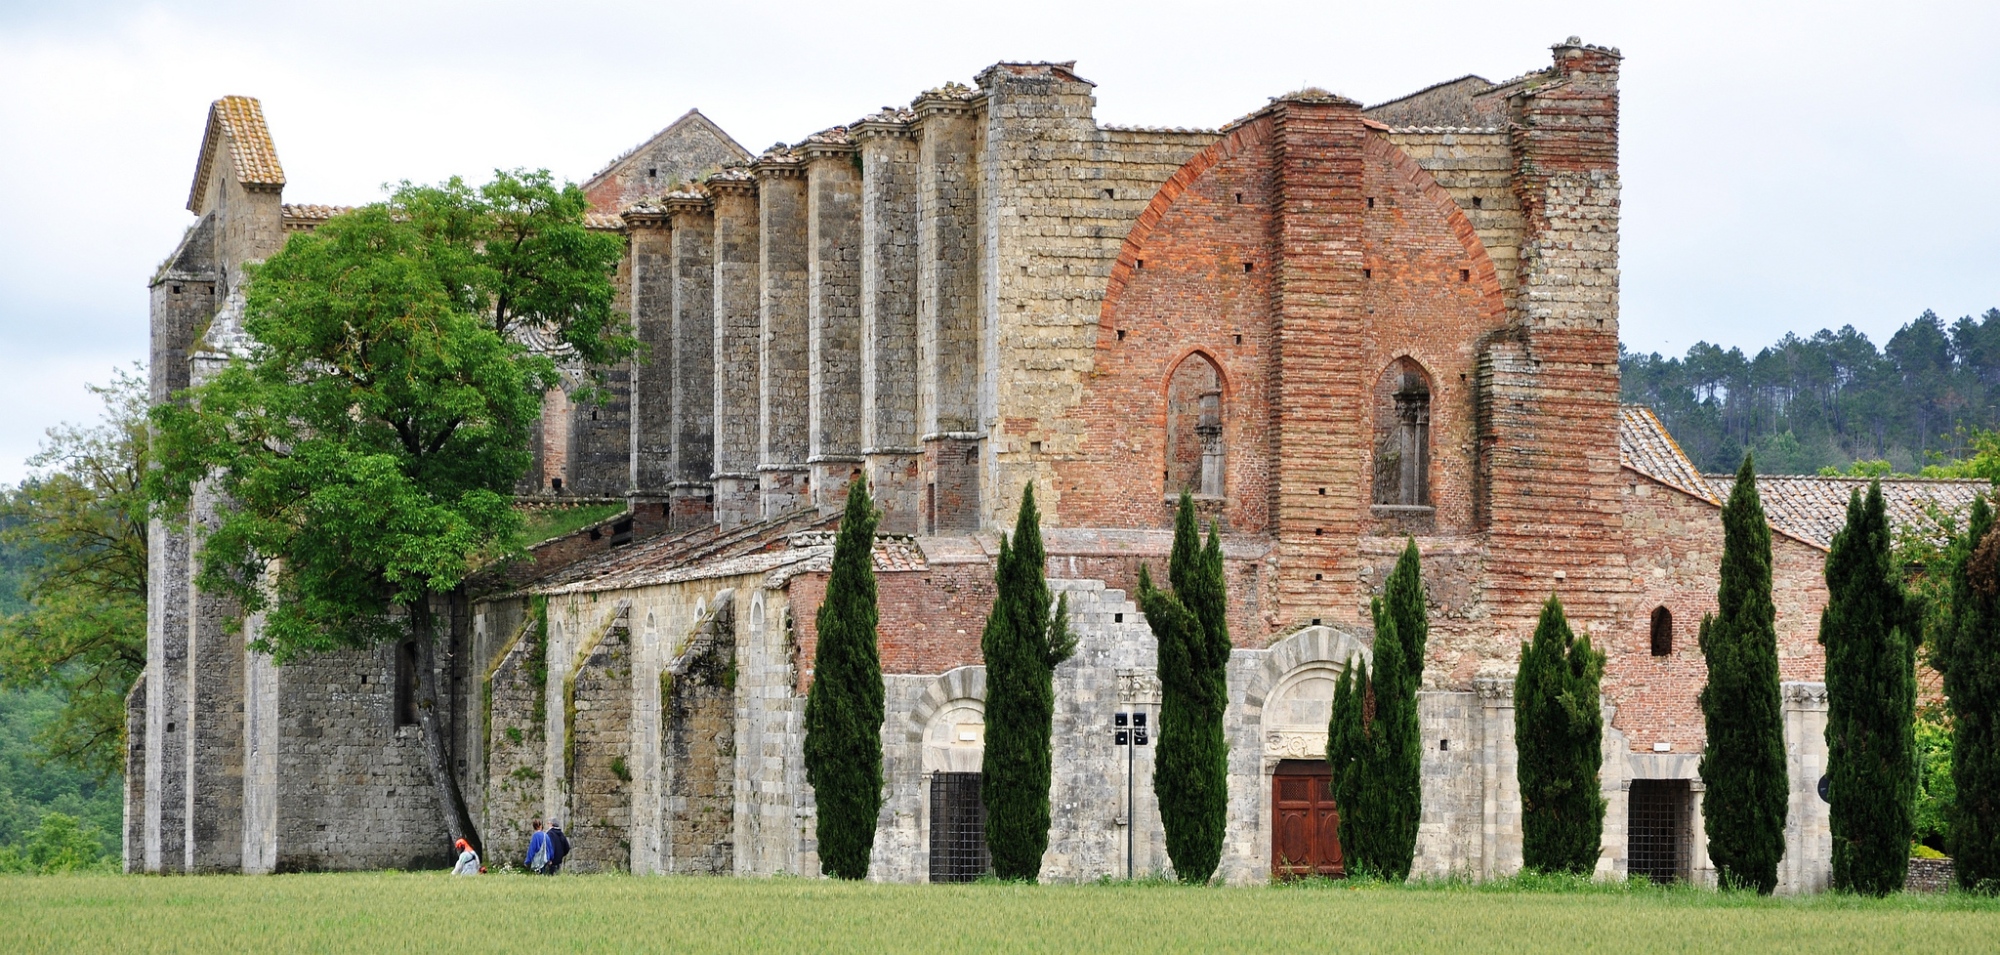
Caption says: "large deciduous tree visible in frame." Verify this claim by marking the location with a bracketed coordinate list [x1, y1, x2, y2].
[1699, 453, 1789, 894]
[0, 367, 149, 779]
[147, 171, 629, 855]
[1938, 495, 2000, 891]
[1820, 481, 1917, 895]
[1514, 593, 1606, 875]
[1328, 538, 1427, 881]
[803, 476, 884, 880]
[1135, 492, 1230, 884]
[980, 484, 1075, 881]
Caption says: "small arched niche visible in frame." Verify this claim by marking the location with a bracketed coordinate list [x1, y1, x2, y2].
[1372, 358, 1433, 508]
[1650, 606, 1673, 656]
[1165, 353, 1225, 498]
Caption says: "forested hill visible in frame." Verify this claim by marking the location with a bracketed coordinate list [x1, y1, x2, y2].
[1621, 308, 2000, 475]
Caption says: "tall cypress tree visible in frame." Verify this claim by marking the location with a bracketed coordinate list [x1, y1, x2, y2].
[1937, 495, 2000, 891]
[1820, 482, 1917, 896]
[1699, 454, 1789, 894]
[1136, 493, 1231, 883]
[981, 484, 1076, 881]
[802, 476, 885, 880]
[1327, 539, 1427, 880]
[1515, 594, 1607, 875]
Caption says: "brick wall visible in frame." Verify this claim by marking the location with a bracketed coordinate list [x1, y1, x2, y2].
[789, 564, 995, 693]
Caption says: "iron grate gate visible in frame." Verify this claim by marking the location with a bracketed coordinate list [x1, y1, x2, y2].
[1628, 779, 1691, 884]
[929, 771, 989, 883]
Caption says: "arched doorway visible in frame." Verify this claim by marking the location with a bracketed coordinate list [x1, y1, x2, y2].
[1272, 759, 1341, 878]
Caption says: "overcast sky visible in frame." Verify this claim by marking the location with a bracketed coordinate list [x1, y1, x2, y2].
[1, 0, 1995, 483]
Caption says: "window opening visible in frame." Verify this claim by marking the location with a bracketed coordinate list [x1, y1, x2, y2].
[395, 641, 419, 727]
[1373, 360, 1432, 507]
[1651, 606, 1673, 656]
[1164, 354, 1225, 497]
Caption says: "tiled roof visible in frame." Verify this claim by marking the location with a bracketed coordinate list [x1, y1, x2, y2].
[1619, 405, 1720, 504]
[188, 96, 284, 213]
[280, 203, 349, 220]
[583, 212, 626, 231]
[1705, 473, 1985, 551]
[525, 509, 835, 596]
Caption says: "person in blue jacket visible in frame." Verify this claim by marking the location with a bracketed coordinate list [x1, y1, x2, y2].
[526, 819, 550, 874]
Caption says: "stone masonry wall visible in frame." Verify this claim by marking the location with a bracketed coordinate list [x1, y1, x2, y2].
[663, 602, 736, 874]
[806, 146, 865, 513]
[758, 162, 812, 516]
[627, 213, 674, 495]
[710, 180, 763, 527]
[856, 121, 923, 532]
[566, 615, 633, 872]
[483, 618, 546, 869]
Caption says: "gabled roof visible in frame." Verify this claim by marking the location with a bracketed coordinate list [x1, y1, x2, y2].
[583, 109, 751, 191]
[188, 96, 284, 213]
[1705, 473, 1985, 552]
[1619, 405, 1720, 505]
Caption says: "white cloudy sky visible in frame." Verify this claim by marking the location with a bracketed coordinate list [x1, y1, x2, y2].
[1, 0, 1996, 482]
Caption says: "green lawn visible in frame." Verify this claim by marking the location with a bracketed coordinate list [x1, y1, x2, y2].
[3, 874, 1997, 954]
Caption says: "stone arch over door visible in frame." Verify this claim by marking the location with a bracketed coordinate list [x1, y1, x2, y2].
[1229, 625, 1371, 882]
[905, 666, 987, 882]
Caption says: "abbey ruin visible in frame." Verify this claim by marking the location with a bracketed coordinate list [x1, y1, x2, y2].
[131, 40, 1981, 888]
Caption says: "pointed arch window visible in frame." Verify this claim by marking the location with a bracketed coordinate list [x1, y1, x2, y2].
[1166, 354, 1225, 497]
[1373, 359, 1432, 507]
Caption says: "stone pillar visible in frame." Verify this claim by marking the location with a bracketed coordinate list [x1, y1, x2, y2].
[1475, 676, 1522, 879]
[755, 151, 811, 518]
[707, 169, 762, 528]
[625, 205, 675, 499]
[1780, 681, 1832, 894]
[853, 112, 923, 533]
[913, 87, 983, 534]
[802, 135, 864, 515]
[667, 194, 716, 528]
[185, 468, 245, 872]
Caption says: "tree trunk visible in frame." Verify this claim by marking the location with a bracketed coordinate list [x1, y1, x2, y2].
[411, 595, 482, 856]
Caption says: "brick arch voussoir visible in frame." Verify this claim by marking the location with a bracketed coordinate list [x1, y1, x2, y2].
[1160, 346, 1234, 402]
[1363, 132, 1506, 321]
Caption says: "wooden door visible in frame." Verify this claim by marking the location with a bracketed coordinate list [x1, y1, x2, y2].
[1272, 760, 1343, 879]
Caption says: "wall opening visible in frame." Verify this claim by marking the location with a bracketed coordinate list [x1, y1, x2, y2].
[394, 641, 419, 728]
[1650, 606, 1673, 657]
[1271, 759, 1342, 879]
[928, 771, 989, 882]
[1165, 353, 1224, 497]
[1627, 779, 1691, 883]
[1372, 359, 1432, 507]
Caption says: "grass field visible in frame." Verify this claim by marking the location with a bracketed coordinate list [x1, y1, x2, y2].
[5, 873, 1999, 954]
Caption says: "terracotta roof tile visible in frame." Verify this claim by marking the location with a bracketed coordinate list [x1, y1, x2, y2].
[583, 212, 626, 231]
[1619, 405, 1720, 504]
[1704, 473, 1984, 551]
[188, 96, 284, 213]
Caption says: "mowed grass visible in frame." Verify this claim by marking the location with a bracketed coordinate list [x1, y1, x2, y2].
[4, 872, 1998, 954]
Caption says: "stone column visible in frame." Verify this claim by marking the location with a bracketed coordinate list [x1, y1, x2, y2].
[1780, 681, 1831, 893]
[913, 87, 983, 534]
[754, 150, 811, 518]
[853, 112, 923, 533]
[802, 134, 864, 515]
[1475, 676, 1522, 879]
[706, 169, 761, 528]
[624, 205, 675, 500]
[667, 193, 716, 528]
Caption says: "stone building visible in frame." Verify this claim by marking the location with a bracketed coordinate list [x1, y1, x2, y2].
[133, 41, 1980, 889]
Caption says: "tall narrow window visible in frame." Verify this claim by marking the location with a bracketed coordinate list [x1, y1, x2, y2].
[395, 641, 419, 728]
[1165, 354, 1225, 497]
[1651, 606, 1673, 656]
[1373, 359, 1432, 507]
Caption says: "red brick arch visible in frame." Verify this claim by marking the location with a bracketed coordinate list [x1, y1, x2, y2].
[1362, 132, 1505, 321]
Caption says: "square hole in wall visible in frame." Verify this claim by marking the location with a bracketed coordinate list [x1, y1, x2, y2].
[1244, 262, 1254, 273]
[1367, 197, 1376, 209]
[1235, 192, 1243, 204]
[1103, 188, 1115, 199]
[1472, 196, 1483, 209]
[1314, 573, 1324, 580]
[1311, 618, 1322, 626]
[1440, 739, 1450, 751]
[1363, 268, 1372, 279]
[1461, 269, 1471, 282]
[1114, 612, 1124, 623]
[1029, 441, 1042, 454]
[1234, 334, 1242, 345]
[648, 168, 658, 178]
[1117, 329, 1127, 341]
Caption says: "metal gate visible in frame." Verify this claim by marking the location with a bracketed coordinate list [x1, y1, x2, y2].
[1628, 779, 1691, 883]
[929, 771, 989, 883]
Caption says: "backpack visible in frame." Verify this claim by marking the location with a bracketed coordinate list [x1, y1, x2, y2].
[530, 838, 550, 874]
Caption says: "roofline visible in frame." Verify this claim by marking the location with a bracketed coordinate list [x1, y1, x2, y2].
[1621, 463, 1832, 553]
[1362, 73, 1493, 113]
[583, 108, 753, 190]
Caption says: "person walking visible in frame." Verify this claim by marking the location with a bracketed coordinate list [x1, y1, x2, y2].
[451, 838, 481, 876]
[545, 821, 571, 875]
[526, 820, 550, 874]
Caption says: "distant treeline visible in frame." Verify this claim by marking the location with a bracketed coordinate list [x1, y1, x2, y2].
[1621, 308, 2000, 475]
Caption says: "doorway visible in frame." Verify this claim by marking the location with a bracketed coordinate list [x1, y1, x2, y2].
[1271, 759, 1342, 879]
[929, 771, 989, 883]
[1627, 779, 1691, 883]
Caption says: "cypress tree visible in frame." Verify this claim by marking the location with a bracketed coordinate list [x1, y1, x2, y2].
[1820, 482, 1917, 896]
[1515, 594, 1607, 875]
[1326, 539, 1427, 880]
[802, 476, 885, 880]
[1136, 493, 1231, 883]
[981, 484, 1077, 881]
[1937, 495, 2000, 891]
[1699, 454, 1789, 894]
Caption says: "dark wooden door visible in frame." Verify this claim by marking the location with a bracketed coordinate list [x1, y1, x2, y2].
[1272, 760, 1343, 879]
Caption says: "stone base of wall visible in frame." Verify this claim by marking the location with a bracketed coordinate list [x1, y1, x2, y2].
[1907, 857, 1955, 893]
[713, 475, 759, 529]
[760, 467, 809, 520]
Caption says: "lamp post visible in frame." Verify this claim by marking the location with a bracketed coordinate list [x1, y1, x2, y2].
[1114, 710, 1149, 880]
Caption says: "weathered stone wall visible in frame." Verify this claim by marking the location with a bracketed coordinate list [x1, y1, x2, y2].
[758, 162, 811, 517]
[663, 600, 736, 874]
[670, 201, 717, 521]
[734, 585, 811, 875]
[806, 146, 864, 513]
[711, 179, 763, 527]
[565, 613, 633, 872]
[583, 111, 749, 214]
[628, 213, 675, 496]
[483, 617, 546, 869]
[564, 366, 633, 497]
[856, 121, 923, 533]
[122, 679, 146, 872]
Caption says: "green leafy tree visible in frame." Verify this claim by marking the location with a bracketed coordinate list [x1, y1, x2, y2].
[803, 477, 884, 880]
[0, 367, 149, 779]
[147, 171, 629, 855]
[1514, 594, 1606, 875]
[1699, 454, 1789, 894]
[1937, 495, 2000, 891]
[1819, 482, 1917, 895]
[1913, 703, 1956, 853]
[1135, 492, 1230, 883]
[0, 811, 113, 873]
[1327, 538, 1426, 881]
[980, 484, 1075, 881]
